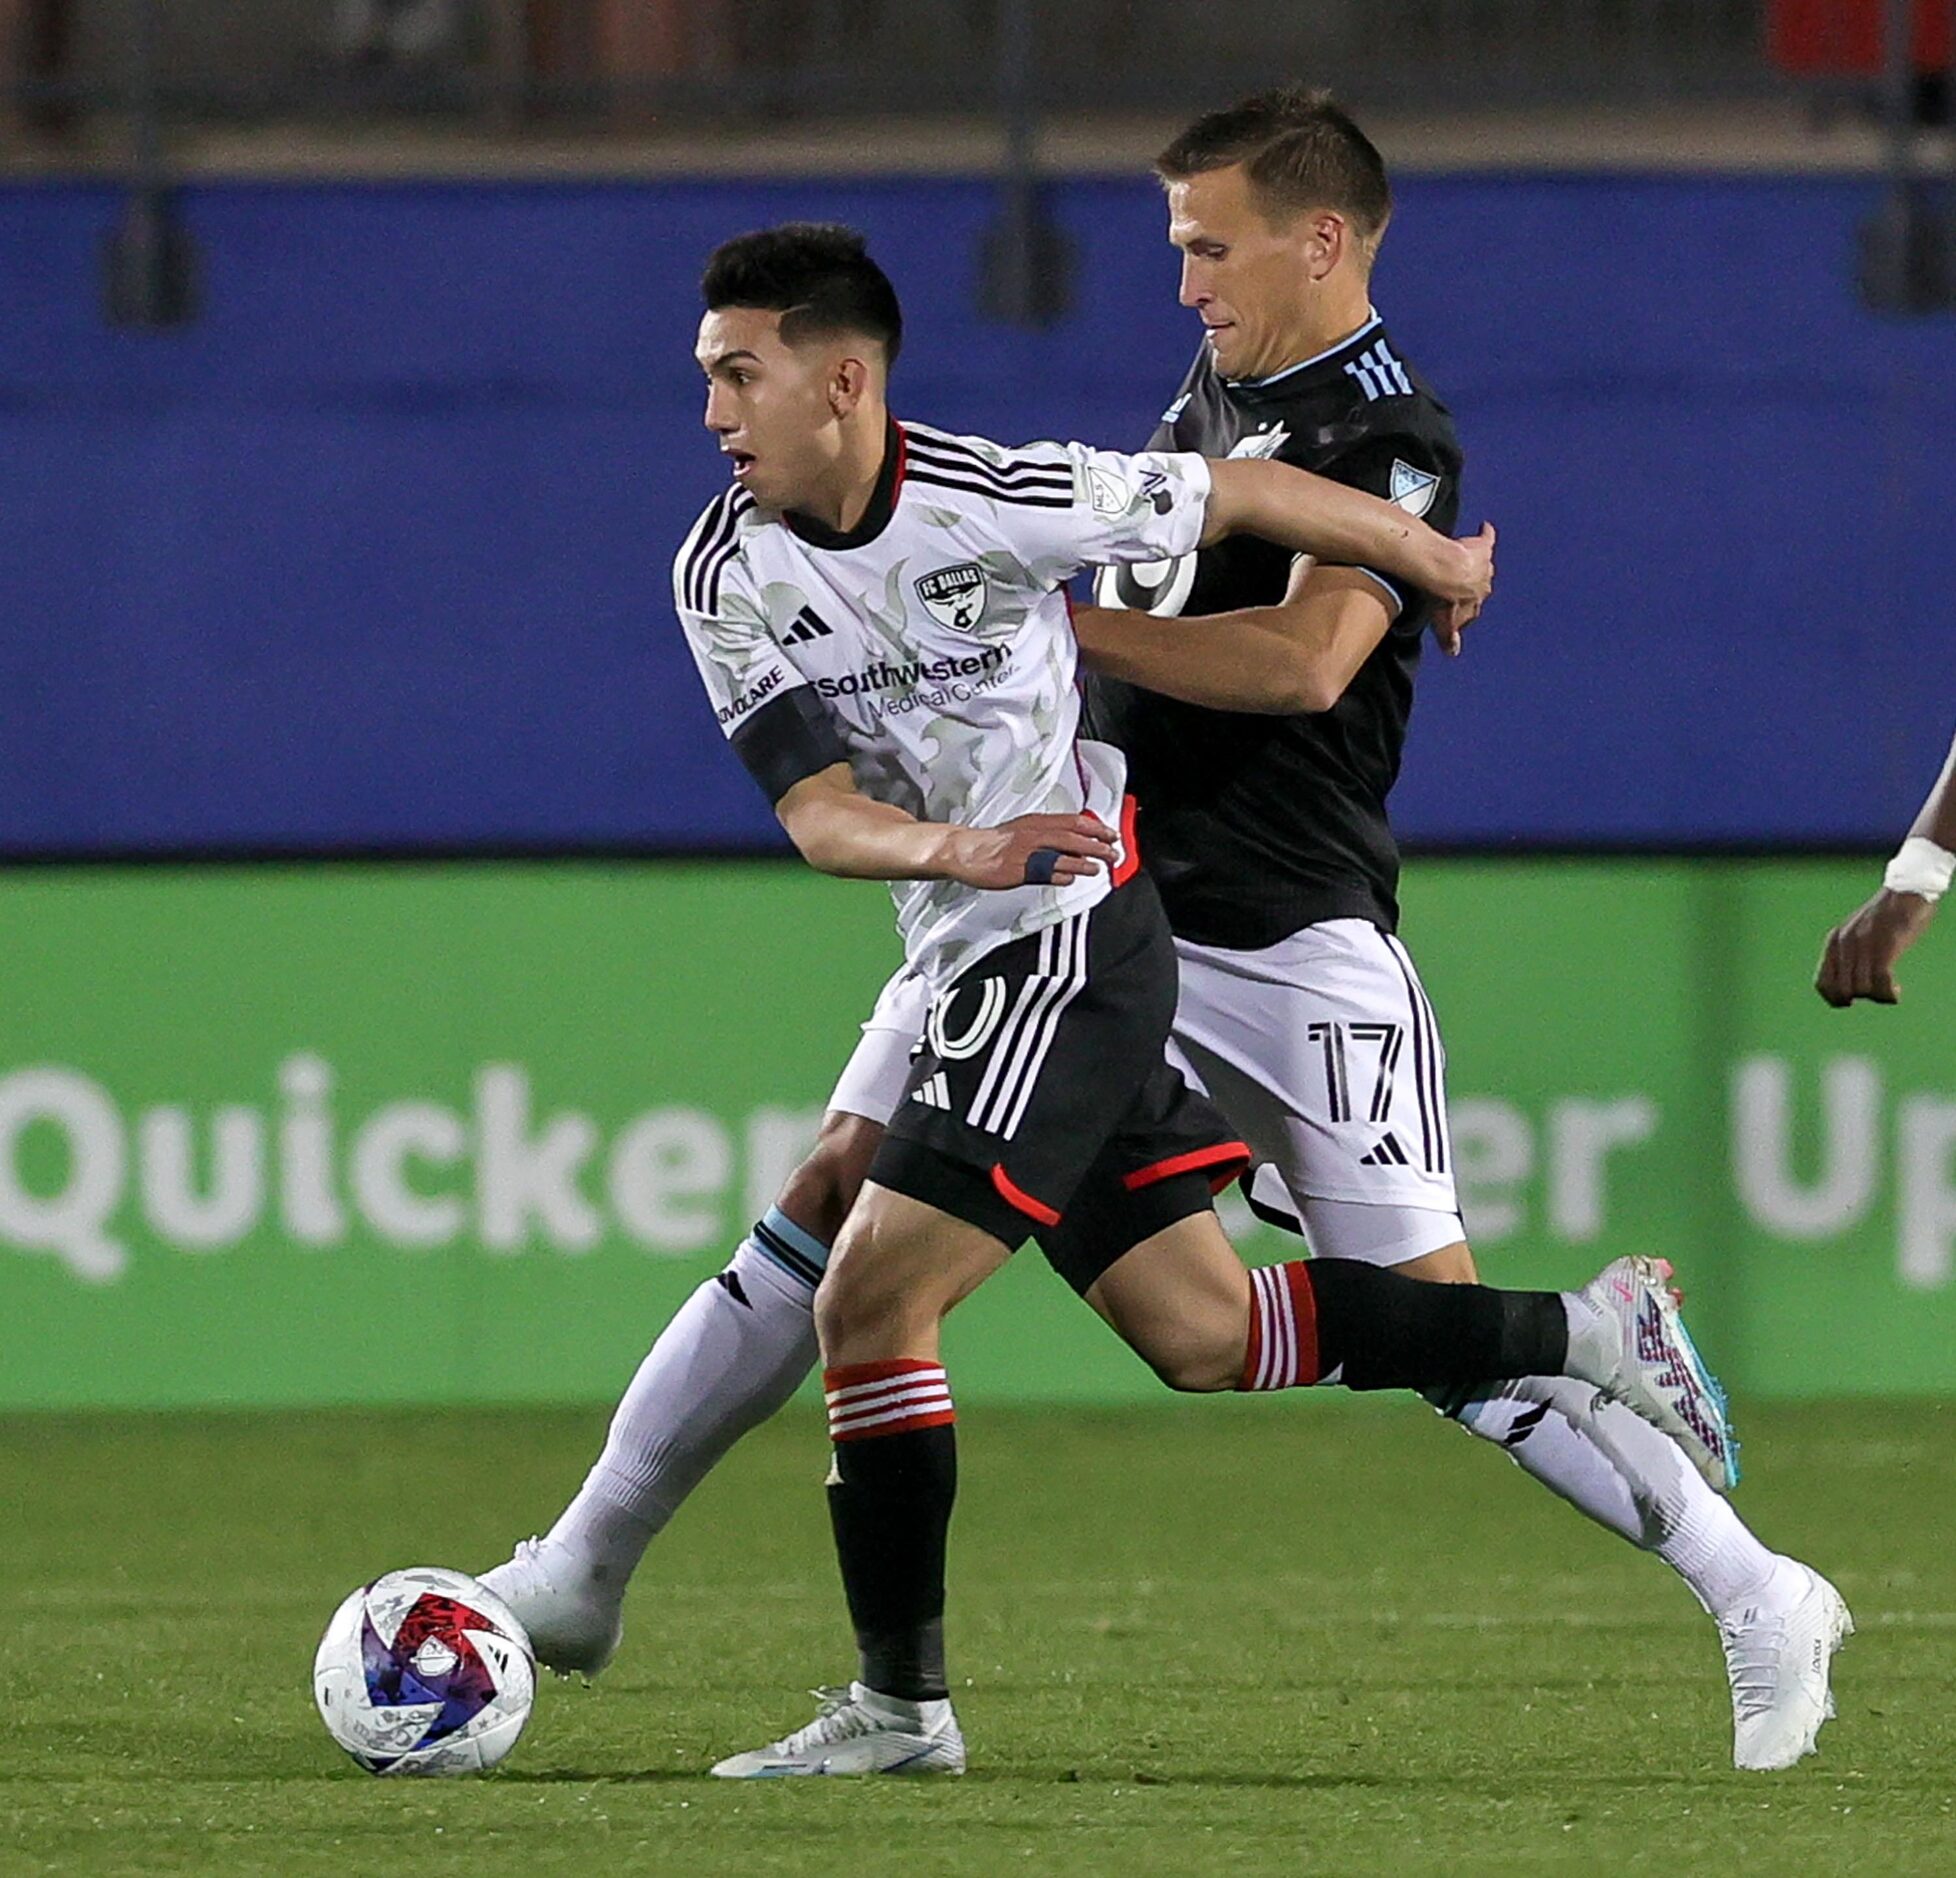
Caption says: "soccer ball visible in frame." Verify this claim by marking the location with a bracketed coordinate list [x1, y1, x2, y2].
[312, 1566, 536, 1775]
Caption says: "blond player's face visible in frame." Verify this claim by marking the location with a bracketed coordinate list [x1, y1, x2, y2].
[696, 306, 846, 513]
[1166, 165, 1330, 382]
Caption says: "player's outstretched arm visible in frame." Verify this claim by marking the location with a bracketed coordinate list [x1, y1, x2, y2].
[1200, 457, 1493, 607]
[1816, 726, 1956, 1006]
[777, 763, 1118, 890]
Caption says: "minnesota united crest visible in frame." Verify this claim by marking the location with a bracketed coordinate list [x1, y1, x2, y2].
[915, 561, 988, 633]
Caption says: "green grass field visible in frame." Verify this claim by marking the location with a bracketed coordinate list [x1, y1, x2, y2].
[3, 1397, 1953, 1876]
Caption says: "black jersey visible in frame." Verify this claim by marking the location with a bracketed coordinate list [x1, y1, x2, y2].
[1085, 315, 1462, 949]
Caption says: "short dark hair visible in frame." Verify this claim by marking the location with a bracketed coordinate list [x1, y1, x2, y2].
[700, 222, 903, 366]
[1155, 86, 1392, 243]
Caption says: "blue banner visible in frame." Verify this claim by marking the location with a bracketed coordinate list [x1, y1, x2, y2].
[3, 175, 1950, 854]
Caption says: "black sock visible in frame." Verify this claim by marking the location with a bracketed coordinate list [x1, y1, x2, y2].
[1304, 1258, 1569, 1392]
[825, 1423, 956, 1701]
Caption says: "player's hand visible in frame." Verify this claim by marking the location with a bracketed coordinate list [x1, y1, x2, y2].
[1814, 887, 1937, 1006]
[1432, 593, 1481, 657]
[1429, 523, 1495, 604]
[940, 812, 1118, 891]
[1428, 524, 1494, 658]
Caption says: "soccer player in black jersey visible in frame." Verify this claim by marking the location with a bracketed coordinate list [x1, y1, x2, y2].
[1071, 89, 1842, 1772]
[483, 100, 1842, 1774]
[1080, 147, 1465, 953]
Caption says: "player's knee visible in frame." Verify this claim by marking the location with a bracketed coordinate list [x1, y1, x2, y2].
[778, 1110, 883, 1246]
[811, 1235, 881, 1353]
[815, 1205, 936, 1357]
[809, 1272, 854, 1361]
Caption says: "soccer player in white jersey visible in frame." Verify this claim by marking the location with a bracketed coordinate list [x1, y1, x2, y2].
[495, 220, 1741, 1777]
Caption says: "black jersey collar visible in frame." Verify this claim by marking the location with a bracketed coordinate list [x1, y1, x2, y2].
[783, 417, 907, 551]
[1226, 310, 1383, 397]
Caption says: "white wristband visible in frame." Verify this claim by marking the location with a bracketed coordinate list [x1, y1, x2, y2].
[1883, 836, 1956, 902]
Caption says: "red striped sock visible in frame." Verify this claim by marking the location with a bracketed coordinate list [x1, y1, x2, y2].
[825, 1360, 957, 1443]
[1240, 1262, 1322, 1391]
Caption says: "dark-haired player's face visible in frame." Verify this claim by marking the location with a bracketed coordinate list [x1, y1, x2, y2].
[695, 306, 848, 511]
[1167, 164, 1330, 380]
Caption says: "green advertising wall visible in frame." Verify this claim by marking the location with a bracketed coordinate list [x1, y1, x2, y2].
[3, 860, 1953, 1411]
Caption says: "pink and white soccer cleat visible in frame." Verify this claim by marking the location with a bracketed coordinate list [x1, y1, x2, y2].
[1568, 1255, 1740, 1493]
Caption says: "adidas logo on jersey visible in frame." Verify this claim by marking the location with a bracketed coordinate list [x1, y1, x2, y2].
[781, 605, 833, 645]
[910, 1072, 952, 1111]
[1344, 340, 1414, 403]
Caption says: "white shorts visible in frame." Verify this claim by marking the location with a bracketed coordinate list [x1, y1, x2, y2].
[1168, 920, 1459, 1212]
[825, 917, 1464, 1267]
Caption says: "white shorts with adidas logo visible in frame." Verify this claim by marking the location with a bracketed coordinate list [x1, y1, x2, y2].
[1167, 918, 1462, 1249]
[828, 916, 1465, 1269]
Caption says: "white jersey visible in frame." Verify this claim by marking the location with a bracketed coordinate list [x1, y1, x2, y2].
[673, 420, 1212, 988]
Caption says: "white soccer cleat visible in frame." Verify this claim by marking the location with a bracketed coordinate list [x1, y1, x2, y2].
[477, 1537, 623, 1678]
[1720, 1559, 1854, 1771]
[1572, 1256, 1740, 1493]
[709, 1683, 966, 1778]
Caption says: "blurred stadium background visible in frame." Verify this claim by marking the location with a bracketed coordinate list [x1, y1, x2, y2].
[4, 0, 1954, 1412]
[6, 4, 1956, 1869]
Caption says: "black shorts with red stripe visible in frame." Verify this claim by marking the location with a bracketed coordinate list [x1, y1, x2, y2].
[869, 870, 1250, 1295]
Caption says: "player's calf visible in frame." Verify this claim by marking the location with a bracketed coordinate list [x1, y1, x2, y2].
[1230, 1255, 1577, 1392]
[479, 1113, 880, 1675]
[1086, 1211, 1252, 1393]
[1094, 1215, 1584, 1397]
[1219, 1249, 1739, 1482]
[807, 1185, 1014, 1722]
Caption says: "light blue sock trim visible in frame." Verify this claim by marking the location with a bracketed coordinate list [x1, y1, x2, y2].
[762, 1207, 830, 1269]
[747, 1206, 832, 1289]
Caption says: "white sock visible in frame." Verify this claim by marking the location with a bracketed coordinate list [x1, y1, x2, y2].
[540, 1212, 821, 1590]
[857, 1682, 952, 1727]
[1457, 1377, 1781, 1618]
